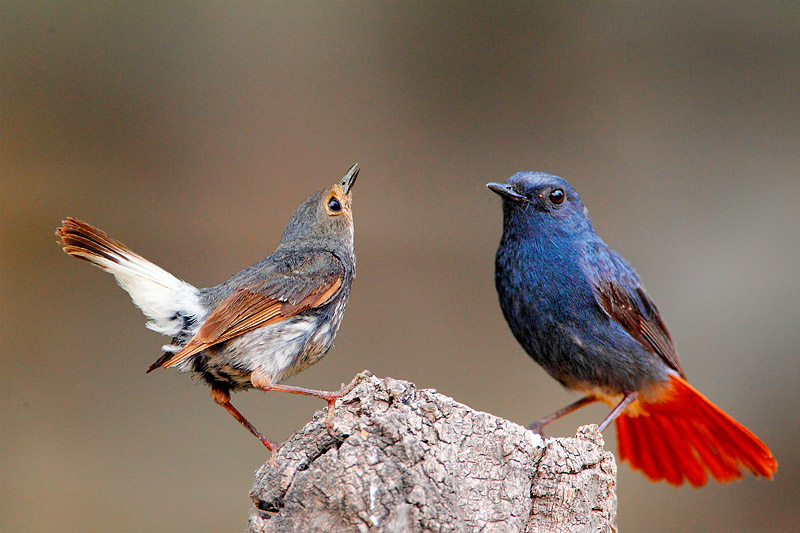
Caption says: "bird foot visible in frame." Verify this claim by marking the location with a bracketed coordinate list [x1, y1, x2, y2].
[266, 445, 283, 469]
[526, 420, 549, 437]
[323, 369, 373, 434]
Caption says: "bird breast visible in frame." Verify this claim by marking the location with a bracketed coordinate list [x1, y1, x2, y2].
[214, 293, 349, 385]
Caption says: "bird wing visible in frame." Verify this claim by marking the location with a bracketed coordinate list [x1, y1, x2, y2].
[584, 241, 684, 377]
[154, 252, 345, 370]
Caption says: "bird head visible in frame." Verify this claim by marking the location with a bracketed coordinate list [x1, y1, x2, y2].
[280, 163, 359, 251]
[487, 172, 593, 235]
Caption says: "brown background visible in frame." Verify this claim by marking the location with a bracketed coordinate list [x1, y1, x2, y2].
[2, 2, 798, 531]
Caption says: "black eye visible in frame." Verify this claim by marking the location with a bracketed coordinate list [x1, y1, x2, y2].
[548, 189, 565, 205]
[327, 197, 341, 212]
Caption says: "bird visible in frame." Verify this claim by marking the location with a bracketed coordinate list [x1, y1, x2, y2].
[57, 163, 361, 454]
[487, 171, 777, 486]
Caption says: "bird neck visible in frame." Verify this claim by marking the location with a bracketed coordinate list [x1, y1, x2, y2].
[498, 218, 593, 292]
[502, 215, 589, 251]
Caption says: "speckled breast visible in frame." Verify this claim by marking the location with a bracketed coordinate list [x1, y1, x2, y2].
[194, 292, 350, 391]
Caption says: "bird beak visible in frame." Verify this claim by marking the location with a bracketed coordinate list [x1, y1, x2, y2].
[487, 182, 526, 202]
[340, 163, 359, 195]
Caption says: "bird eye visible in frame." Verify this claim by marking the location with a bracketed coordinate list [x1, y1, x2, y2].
[548, 189, 565, 205]
[327, 196, 342, 213]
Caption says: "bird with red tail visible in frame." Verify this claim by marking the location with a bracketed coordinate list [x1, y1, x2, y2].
[488, 171, 776, 486]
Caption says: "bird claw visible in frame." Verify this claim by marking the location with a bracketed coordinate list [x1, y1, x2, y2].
[341, 369, 372, 395]
[324, 402, 337, 434]
[323, 370, 372, 437]
[266, 442, 283, 470]
[527, 421, 549, 437]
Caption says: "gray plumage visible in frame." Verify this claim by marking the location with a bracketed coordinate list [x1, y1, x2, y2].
[57, 164, 359, 450]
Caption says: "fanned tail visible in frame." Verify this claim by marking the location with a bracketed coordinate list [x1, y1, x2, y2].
[56, 218, 205, 339]
[616, 375, 776, 487]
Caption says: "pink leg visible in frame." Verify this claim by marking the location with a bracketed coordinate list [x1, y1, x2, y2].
[251, 369, 363, 432]
[211, 386, 278, 452]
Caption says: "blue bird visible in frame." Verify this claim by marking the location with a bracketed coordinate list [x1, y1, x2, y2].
[488, 171, 776, 486]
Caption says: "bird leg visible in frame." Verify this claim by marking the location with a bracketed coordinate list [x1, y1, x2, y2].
[211, 386, 278, 452]
[527, 396, 598, 435]
[251, 368, 367, 434]
[598, 392, 639, 432]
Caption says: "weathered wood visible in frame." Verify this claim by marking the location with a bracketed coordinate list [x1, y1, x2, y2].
[248, 374, 616, 532]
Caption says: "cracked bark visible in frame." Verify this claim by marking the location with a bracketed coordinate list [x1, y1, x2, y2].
[247, 374, 617, 533]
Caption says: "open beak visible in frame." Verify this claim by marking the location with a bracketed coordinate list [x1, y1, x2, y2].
[487, 182, 526, 202]
[340, 163, 359, 195]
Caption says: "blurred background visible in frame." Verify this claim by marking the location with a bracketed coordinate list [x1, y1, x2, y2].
[2, 2, 798, 531]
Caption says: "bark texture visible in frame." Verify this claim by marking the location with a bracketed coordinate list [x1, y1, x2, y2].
[247, 374, 616, 533]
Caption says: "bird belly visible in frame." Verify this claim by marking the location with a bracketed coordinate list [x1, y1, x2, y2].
[192, 316, 324, 390]
[198, 297, 347, 391]
[500, 290, 671, 398]
[221, 316, 323, 382]
[536, 329, 670, 396]
[569, 375, 675, 416]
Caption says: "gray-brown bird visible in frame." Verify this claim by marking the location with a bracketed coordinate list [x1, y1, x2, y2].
[56, 164, 360, 454]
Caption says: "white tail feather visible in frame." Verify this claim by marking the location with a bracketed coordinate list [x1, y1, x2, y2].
[93, 250, 204, 336]
[58, 219, 206, 337]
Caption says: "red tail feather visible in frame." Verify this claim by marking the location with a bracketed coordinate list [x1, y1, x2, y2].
[616, 375, 776, 486]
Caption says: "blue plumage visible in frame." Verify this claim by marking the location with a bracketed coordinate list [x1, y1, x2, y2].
[488, 171, 777, 485]
[490, 172, 673, 399]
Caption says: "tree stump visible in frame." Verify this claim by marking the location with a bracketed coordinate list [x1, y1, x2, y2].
[247, 374, 617, 532]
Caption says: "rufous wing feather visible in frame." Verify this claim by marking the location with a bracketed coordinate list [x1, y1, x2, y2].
[157, 276, 343, 369]
[592, 278, 684, 377]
